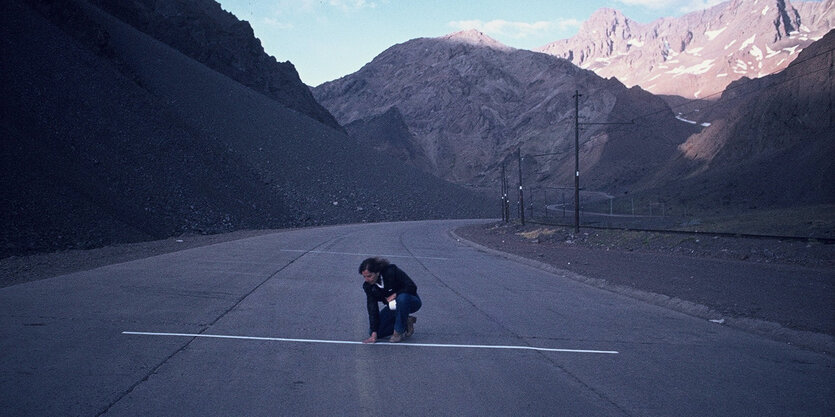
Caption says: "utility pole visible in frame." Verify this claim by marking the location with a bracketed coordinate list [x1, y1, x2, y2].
[573, 90, 581, 234]
[829, 48, 833, 128]
[501, 163, 508, 222]
[517, 148, 525, 225]
[505, 164, 511, 222]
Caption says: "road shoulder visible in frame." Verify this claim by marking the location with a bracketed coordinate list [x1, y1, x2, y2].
[452, 222, 835, 355]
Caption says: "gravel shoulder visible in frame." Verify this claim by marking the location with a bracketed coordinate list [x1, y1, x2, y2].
[454, 221, 835, 353]
[0, 229, 282, 288]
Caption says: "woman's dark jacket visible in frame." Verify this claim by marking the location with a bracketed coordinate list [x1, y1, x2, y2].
[362, 264, 418, 333]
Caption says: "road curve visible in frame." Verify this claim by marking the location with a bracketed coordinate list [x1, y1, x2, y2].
[0, 220, 831, 416]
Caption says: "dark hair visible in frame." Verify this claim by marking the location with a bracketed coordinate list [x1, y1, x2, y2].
[359, 257, 390, 274]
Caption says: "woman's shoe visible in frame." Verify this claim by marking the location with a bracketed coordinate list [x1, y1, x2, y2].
[405, 316, 417, 337]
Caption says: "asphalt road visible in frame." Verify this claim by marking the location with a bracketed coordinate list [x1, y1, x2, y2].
[1, 220, 832, 416]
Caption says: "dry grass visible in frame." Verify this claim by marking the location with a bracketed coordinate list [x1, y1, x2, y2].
[516, 228, 557, 240]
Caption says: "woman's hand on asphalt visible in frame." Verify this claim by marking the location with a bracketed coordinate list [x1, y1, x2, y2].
[363, 332, 378, 344]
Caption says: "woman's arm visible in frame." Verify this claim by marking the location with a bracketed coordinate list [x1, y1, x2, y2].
[365, 292, 380, 338]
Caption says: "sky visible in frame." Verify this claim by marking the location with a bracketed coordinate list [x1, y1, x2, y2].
[215, 0, 729, 86]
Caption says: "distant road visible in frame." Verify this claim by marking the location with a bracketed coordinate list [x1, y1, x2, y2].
[546, 204, 663, 218]
[0, 220, 831, 416]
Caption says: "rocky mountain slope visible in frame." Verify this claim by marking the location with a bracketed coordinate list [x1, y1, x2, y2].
[88, 0, 342, 131]
[343, 107, 434, 174]
[0, 0, 493, 257]
[536, 0, 834, 99]
[645, 29, 835, 211]
[313, 30, 698, 192]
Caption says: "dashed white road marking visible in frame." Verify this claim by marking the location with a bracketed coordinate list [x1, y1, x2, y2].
[123, 331, 618, 354]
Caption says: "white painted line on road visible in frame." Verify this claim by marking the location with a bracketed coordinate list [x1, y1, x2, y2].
[122, 331, 618, 354]
[280, 249, 451, 261]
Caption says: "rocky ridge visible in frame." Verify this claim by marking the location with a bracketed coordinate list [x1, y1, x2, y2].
[647, 30, 835, 210]
[88, 0, 342, 131]
[343, 107, 434, 173]
[536, 0, 834, 99]
[314, 30, 698, 191]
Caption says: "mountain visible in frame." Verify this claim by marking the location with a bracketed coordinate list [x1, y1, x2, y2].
[313, 30, 698, 192]
[647, 29, 835, 210]
[0, 0, 492, 257]
[87, 0, 343, 131]
[536, 0, 835, 99]
[313, 26, 833, 226]
[343, 107, 434, 173]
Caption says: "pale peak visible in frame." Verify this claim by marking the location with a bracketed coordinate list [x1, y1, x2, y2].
[441, 29, 513, 51]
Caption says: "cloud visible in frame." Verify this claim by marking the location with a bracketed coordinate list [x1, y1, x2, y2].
[675, 0, 726, 13]
[615, 0, 725, 13]
[448, 18, 581, 40]
[327, 0, 378, 10]
[263, 17, 294, 30]
[615, 0, 678, 9]
[274, 0, 379, 13]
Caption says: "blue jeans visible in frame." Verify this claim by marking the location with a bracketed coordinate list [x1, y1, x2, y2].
[376, 293, 422, 337]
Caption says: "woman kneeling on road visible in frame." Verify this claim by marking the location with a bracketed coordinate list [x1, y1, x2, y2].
[359, 257, 421, 343]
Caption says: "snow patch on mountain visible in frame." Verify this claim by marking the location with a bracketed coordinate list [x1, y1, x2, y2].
[750, 45, 763, 60]
[705, 27, 726, 40]
[667, 59, 716, 76]
[740, 35, 757, 50]
[676, 113, 711, 127]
